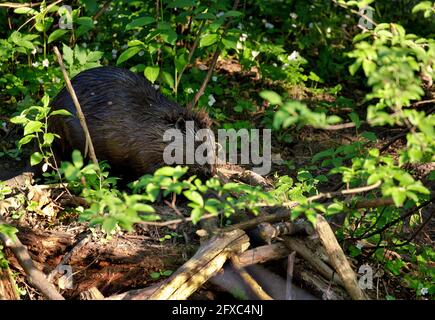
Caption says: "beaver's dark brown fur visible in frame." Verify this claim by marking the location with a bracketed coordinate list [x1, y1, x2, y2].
[48, 66, 216, 179]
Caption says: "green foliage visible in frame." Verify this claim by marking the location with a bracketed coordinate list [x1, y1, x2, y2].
[10, 94, 71, 171]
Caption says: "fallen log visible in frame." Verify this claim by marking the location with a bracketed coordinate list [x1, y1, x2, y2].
[315, 215, 368, 300]
[148, 229, 250, 300]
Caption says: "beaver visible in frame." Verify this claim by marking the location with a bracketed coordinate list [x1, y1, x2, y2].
[48, 66, 216, 180]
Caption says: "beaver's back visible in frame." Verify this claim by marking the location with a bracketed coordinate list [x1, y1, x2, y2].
[49, 66, 214, 179]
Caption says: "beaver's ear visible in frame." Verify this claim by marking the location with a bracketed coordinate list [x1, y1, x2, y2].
[175, 117, 185, 130]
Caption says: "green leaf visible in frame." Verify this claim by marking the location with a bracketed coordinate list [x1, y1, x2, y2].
[391, 189, 406, 207]
[48, 29, 68, 43]
[87, 51, 103, 62]
[126, 16, 155, 30]
[259, 90, 282, 105]
[14, 7, 38, 15]
[223, 10, 243, 18]
[184, 190, 204, 207]
[72, 150, 83, 169]
[50, 109, 72, 117]
[116, 46, 142, 65]
[144, 66, 160, 83]
[102, 218, 117, 234]
[412, 1, 432, 13]
[161, 71, 175, 90]
[18, 134, 35, 147]
[43, 133, 55, 146]
[200, 34, 219, 47]
[195, 12, 216, 20]
[63, 44, 74, 65]
[155, 167, 177, 176]
[132, 203, 155, 213]
[222, 37, 237, 49]
[362, 131, 377, 142]
[24, 121, 43, 135]
[30, 152, 43, 166]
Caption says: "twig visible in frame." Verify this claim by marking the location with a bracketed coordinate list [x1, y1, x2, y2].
[139, 212, 217, 227]
[324, 122, 358, 130]
[315, 215, 368, 300]
[0, 2, 42, 8]
[0, 217, 65, 300]
[175, 20, 206, 90]
[93, 1, 111, 21]
[280, 181, 382, 207]
[413, 99, 435, 107]
[282, 237, 344, 287]
[230, 255, 273, 300]
[332, 0, 377, 28]
[357, 197, 434, 240]
[53, 46, 99, 166]
[285, 251, 296, 300]
[187, 0, 240, 109]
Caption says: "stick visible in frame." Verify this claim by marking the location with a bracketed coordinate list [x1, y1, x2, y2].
[230, 255, 273, 300]
[187, 0, 240, 109]
[0, 217, 65, 300]
[285, 251, 296, 300]
[148, 229, 249, 300]
[53, 46, 99, 166]
[237, 243, 289, 266]
[315, 215, 368, 300]
[282, 237, 344, 287]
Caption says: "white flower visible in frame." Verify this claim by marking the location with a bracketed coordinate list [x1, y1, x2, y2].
[32, 61, 39, 67]
[290, 12, 298, 19]
[356, 241, 364, 250]
[216, 12, 224, 18]
[265, 22, 274, 29]
[212, 76, 217, 82]
[345, 14, 351, 19]
[420, 288, 428, 296]
[2, 122, 7, 128]
[292, 24, 297, 28]
[94, 45, 99, 51]
[42, 59, 49, 68]
[251, 50, 259, 59]
[272, 63, 277, 67]
[327, 27, 331, 33]
[237, 23, 243, 30]
[153, 84, 159, 90]
[261, 19, 266, 23]
[31, 48, 37, 55]
[239, 33, 248, 42]
[288, 50, 299, 61]
[82, 42, 87, 48]
[236, 42, 244, 50]
[262, 37, 268, 42]
[208, 94, 216, 107]
[93, 20, 98, 25]
[138, 50, 144, 56]
[38, 78, 44, 84]
[186, 87, 194, 94]
[309, 22, 314, 28]
[112, 49, 118, 58]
